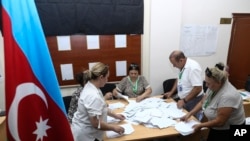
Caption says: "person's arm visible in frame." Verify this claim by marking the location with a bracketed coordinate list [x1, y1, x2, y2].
[113, 77, 127, 97]
[107, 109, 125, 120]
[89, 115, 124, 134]
[177, 86, 202, 109]
[87, 97, 125, 133]
[113, 88, 118, 97]
[180, 86, 202, 105]
[136, 87, 152, 102]
[180, 94, 208, 122]
[192, 107, 233, 132]
[136, 76, 152, 102]
[104, 92, 113, 100]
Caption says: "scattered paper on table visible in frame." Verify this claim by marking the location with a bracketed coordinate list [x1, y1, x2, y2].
[175, 120, 199, 136]
[106, 123, 134, 138]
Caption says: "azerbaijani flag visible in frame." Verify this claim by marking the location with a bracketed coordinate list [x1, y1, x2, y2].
[2, 0, 74, 140]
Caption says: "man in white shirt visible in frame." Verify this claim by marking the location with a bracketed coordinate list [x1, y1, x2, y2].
[163, 50, 203, 119]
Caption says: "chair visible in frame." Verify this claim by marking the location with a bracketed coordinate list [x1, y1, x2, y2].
[162, 78, 179, 101]
[63, 96, 72, 114]
[100, 83, 116, 95]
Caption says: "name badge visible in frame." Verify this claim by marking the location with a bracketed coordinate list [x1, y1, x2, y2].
[178, 84, 182, 92]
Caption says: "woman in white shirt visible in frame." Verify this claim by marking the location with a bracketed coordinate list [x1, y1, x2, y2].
[71, 62, 125, 141]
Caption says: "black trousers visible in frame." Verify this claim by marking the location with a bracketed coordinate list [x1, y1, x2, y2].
[207, 128, 230, 141]
[207, 122, 245, 141]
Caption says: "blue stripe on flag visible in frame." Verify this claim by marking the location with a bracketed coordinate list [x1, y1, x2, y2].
[2, 0, 66, 114]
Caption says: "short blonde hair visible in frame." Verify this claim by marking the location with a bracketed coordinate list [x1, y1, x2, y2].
[205, 67, 227, 83]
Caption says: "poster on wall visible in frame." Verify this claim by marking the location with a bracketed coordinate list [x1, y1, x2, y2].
[180, 24, 218, 57]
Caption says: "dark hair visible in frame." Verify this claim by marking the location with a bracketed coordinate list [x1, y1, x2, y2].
[128, 63, 140, 72]
[215, 62, 225, 71]
[75, 71, 89, 87]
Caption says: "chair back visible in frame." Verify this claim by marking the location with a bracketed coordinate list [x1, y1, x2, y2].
[163, 78, 176, 93]
[63, 96, 72, 114]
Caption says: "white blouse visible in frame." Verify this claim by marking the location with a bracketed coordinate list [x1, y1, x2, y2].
[71, 81, 108, 141]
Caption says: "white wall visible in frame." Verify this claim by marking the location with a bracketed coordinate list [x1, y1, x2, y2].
[1, 0, 250, 110]
[149, 0, 250, 95]
[149, 0, 182, 95]
[0, 34, 4, 110]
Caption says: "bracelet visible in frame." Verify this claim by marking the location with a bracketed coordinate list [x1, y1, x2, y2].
[183, 98, 187, 103]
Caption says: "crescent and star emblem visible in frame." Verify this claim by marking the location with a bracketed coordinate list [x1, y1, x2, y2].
[8, 82, 51, 141]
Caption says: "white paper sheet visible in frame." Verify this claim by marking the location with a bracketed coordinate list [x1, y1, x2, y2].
[60, 64, 74, 81]
[175, 120, 199, 136]
[87, 35, 100, 49]
[106, 123, 134, 138]
[57, 36, 71, 51]
[115, 61, 127, 76]
[180, 25, 218, 56]
[115, 34, 127, 48]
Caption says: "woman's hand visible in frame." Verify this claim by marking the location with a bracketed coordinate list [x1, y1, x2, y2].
[136, 95, 144, 102]
[115, 114, 125, 121]
[163, 92, 173, 99]
[180, 112, 192, 122]
[192, 124, 202, 132]
[112, 125, 125, 134]
[177, 99, 185, 109]
[104, 92, 113, 100]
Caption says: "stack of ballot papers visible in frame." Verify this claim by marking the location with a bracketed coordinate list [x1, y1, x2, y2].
[106, 123, 134, 138]
[122, 97, 186, 129]
[174, 120, 199, 136]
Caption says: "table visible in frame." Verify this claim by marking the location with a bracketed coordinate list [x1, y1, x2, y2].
[243, 101, 250, 117]
[238, 89, 250, 117]
[103, 96, 209, 141]
[0, 116, 7, 141]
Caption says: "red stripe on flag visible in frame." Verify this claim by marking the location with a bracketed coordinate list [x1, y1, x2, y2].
[2, 6, 73, 141]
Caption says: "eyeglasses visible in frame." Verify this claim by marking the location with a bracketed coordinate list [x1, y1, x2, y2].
[205, 67, 212, 77]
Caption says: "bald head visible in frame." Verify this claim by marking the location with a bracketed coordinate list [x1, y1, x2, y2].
[169, 50, 186, 62]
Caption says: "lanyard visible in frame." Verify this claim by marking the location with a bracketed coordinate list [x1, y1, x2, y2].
[178, 68, 185, 79]
[203, 91, 216, 109]
[129, 77, 139, 94]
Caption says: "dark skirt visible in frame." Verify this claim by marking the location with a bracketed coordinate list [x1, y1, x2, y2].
[207, 122, 245, 141]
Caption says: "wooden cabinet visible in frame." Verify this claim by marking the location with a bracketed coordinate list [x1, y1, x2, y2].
[227, 13, 250, 89]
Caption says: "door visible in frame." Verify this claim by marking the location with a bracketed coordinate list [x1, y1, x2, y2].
[227, 13, 250, 89]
